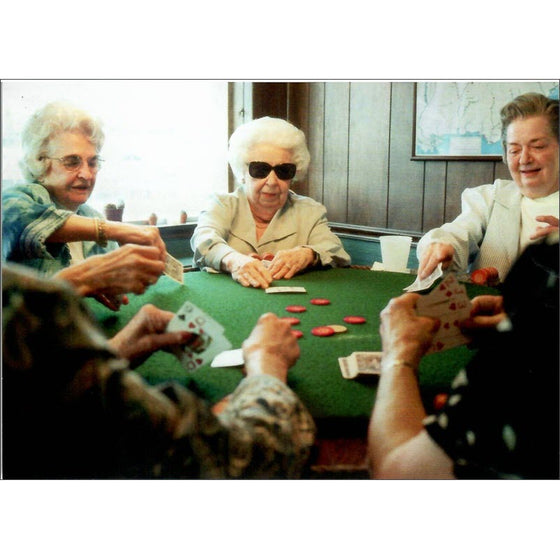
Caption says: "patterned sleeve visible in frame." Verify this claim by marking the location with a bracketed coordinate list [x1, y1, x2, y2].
[217, 375, 316, 478]
[2, 265, 315, 479]
[1, 183, 73, 261]
[423, 328, 559, 479]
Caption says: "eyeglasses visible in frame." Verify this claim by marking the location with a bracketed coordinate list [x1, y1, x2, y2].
[42, 155, 103, 171]
[248, 161, 297, 181]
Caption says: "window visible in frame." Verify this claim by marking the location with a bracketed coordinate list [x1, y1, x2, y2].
[1, 80, 229, 225]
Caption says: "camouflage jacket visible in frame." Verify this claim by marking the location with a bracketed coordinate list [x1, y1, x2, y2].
[2, 264, 315, 479]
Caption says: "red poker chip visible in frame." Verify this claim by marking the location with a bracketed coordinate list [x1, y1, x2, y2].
[285, 305, 307, 313]
[280, 316, 301, 325]
[343, 315, 367, 324]
[433, 393, 448, 411]
[470, 267, 499, 286]
[291, 329, 304, 338]
[311, 326, 335, 337]
[310, 298, 331, 306]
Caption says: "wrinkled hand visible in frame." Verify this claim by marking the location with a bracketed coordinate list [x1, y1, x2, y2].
[417, 242, 454, 280]
[530, 215, 559, 241]
[56, 244, 166, 299]
[108, 222, 166, 260]
[242, 313, 301, 383]
[380, 293, 440, 366]
[460, 295, 506, 332]
[108, 304, 195, 367]
[268, 247, 315, 280]
[226, 253, 273, 289]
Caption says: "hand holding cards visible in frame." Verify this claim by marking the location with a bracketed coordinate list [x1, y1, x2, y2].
[415, 273, 472, 353]
[166, 301, 232, 371]
[403, 263, 443, 292]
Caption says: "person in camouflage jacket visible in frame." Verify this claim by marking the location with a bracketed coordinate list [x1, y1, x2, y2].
[2, 264, 315, 479]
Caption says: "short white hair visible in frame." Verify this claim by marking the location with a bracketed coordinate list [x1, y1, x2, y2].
[19, 101, 105, 183]
[228, 116, 310, 183]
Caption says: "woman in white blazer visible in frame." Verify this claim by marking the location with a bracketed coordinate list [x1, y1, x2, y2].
[417, 93, 558, 282]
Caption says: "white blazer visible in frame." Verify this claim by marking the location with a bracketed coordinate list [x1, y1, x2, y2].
[417, 179, 523, 280]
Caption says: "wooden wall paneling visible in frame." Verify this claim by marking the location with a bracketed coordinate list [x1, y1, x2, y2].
[494, 160, 512, 180]
[322, 83, 351, 223]
[422, 160, 447, 232]
[251, 83, 288, 119]
[287, 83, 310, 197]
[347, 82, 391, 228]
[229, 82, 251, 132]
[228, 83, 250, 193]
[444, 161, 496, 221]
[306, 83, 325, 203]
[387, 82, 425, 233]
[287, 83, 309, 133]
[238, 81, 519, 238]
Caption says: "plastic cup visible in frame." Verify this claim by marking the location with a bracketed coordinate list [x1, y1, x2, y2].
[379, 235, 412, 272]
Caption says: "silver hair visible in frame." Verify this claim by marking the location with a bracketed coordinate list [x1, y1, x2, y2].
[19, 101, 105, 183]
[228, 116, 311, 184]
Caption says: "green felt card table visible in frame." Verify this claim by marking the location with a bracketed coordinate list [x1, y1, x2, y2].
[86, 267, 497, 475]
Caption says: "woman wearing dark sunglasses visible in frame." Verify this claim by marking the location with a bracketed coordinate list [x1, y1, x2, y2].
[192, 117, 350, 288]
[2, 102, 167, 310]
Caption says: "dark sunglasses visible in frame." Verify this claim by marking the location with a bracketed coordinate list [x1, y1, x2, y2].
[248, 161, 297, 180]
[42, 155, 103, 171]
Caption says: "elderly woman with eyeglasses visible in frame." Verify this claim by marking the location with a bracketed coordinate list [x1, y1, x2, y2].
[2, 101, 167, 310]
[191, 117, 350, 288]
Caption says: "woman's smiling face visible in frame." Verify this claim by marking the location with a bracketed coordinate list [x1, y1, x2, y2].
[40, 131, 99, 211]
[506, 115, 559, 199]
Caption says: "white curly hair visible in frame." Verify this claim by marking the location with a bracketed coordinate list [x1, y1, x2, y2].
[227, 116, 310, 184]
[19, 101, 105, 182]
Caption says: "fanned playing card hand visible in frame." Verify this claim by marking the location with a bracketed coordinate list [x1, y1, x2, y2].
[416, 274, 472, 353]
[166, 301, 232, 371]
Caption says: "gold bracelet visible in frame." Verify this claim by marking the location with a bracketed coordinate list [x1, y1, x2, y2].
[95, 218, 108, 247]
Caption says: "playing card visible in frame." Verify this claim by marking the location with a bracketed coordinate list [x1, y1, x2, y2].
[339, 351, 383, 379]
[338, 356, 358, 379]
[164, 252, 184, 283]
[426, 332, 467, 354]
[178, 330, 232, 371]
[265, 286, 307, 294]
[211, 348, 244, 368]
[403, 263, 443, 292]
[353, 351, 382, 374]
[166, 301, 231, 371]
[416, 274, 462, 308]
[415, 274, 472, 354]
[167, 301, 224, 336]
